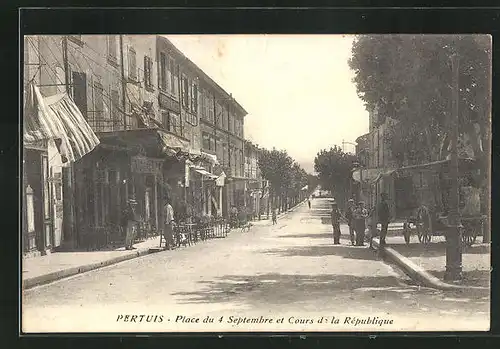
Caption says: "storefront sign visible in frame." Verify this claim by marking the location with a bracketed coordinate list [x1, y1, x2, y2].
[159, 92, 181, 113]
[131, 156, 162, 174]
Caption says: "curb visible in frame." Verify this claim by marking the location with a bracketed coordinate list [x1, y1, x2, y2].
[23, 248, 161, 290]
[372, 238, 487, 291]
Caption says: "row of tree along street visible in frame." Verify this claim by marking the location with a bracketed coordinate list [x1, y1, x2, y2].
[258, 147, 318, 216]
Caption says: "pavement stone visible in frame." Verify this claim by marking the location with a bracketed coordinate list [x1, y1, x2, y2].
[22, 236, 163, 289]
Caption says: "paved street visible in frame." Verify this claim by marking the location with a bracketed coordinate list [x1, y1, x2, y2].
[23, 198, 489, 332]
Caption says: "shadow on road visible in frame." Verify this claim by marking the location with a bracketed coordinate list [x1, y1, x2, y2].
[276, 233, 352, 240]
[171, 272, 489, 309]
[259, 244, 378, 260]
[172, 272, 401, 305]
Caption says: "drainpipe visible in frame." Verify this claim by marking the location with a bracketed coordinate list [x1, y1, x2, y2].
[119, 35, 127, 130]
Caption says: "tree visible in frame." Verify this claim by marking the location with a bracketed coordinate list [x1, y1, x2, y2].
[258, 148, 310, 213]
[258, 148, 294, 212]
[314, 146, 357, 210]
[348, 35, 491, 177]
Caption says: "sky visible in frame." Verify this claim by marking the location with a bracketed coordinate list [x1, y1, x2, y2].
[168, 35, 369, 173]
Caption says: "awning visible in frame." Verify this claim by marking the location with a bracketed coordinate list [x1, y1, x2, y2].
[201, 151, 219, 165]
[24, 84, 100, 164]
[194, 168, 218, 180]
[157, 130, 190, 155]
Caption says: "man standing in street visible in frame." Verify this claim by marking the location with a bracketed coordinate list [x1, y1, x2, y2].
[378, 193, 391, 251]
[307, 197, 311, 209]
[345, 198, 356, 245]
[353, 201, 369, 246]
[331, 202, 341, 245]
[123, 196, 139, 250]
[164, 197, 175, 250]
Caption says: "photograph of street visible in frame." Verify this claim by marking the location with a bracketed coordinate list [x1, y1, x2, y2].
[22, 34, 490, 332]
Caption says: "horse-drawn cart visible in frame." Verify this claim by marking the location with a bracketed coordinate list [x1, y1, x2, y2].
[393, 158, 485, 247]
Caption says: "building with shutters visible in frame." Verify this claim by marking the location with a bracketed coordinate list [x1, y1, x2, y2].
[23, 35, 249, 255]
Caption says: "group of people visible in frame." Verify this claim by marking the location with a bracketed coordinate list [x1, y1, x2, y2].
[120, 195, 176, 251]
[330, 193, 391, 249]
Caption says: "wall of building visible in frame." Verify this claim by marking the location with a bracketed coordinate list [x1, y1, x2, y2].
[122, 35, 160, 129]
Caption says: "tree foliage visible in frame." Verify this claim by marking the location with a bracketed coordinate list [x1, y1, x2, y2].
[348, 34, 491, 173]
[314, 146, 357, 208]
[258, 148, 310, 211]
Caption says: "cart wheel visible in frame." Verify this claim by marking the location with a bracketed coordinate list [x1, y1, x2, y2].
[403, 222, 411, 245]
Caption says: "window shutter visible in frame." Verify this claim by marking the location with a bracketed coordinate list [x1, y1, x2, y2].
[72, 72, 87, 119]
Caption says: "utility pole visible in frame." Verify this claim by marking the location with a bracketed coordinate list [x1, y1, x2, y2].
[61, 36, 76, 249]
[444, 53, 463, 281]
[119, 35, 127, 130]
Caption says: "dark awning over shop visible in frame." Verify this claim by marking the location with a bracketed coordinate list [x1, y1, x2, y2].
[97, 128, 190, 158]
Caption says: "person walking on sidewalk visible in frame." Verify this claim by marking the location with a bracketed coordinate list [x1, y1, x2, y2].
[377, 193, 391, 250]
[330, 202, 341, 244]
[345, 198, 356, 245]
[123, 196, 139, 250]
[164, 198, 175, 250]
[307, 197, 311, 209]
[272, 208, 277, 225]
[353, 201, 369, 246]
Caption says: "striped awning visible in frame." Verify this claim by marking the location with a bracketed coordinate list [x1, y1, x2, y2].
[24, 84, 100, 164]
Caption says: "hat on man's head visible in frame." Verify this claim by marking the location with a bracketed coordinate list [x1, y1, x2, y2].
[128, 195, 137, 204]
[358, 201, 365, 205]
[348, 199, 355, 203]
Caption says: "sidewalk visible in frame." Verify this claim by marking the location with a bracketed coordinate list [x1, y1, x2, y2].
[372, 226, 490, 290]
[22, 236, 163, 289]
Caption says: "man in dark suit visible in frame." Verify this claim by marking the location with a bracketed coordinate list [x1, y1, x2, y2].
[331, 202, 341, 245]
[378, 193, 391, 249]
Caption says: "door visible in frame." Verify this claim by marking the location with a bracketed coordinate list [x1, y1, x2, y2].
[41, 154, 53, 249]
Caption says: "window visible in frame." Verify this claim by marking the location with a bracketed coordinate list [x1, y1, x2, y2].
[128, 47, 137, 80]
[223, 107, 229, 130]
[202, 132, 210, 151]
[111, 89, 119, 122]
[144, 56, 153, 89]
[199, 89, 206, 120]
[182, 75, 189, 109]
[169, 58, 178, 96]
[190, 81, 198, 114]
[207, 92, 214, 123]
[215, 102, 223, 128]
[160, 53, 167, 90]
[93, 82, 105, 119]
[72, 71, 87, 119]
[107, 36, 117, 61]
[159, 53, 178, 97]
